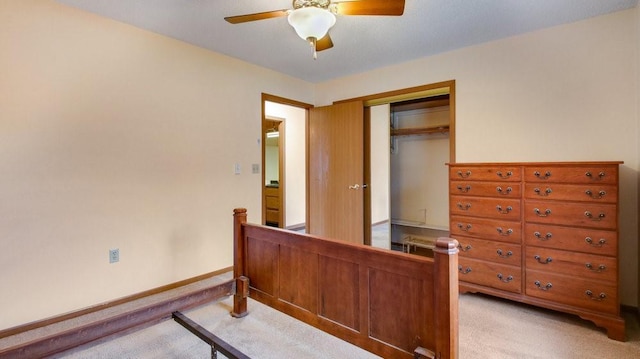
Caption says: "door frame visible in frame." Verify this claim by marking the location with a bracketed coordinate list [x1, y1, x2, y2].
[261, 93, 313, 228]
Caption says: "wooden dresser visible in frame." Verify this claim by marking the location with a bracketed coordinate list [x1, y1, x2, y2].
[264, 186, 280, 227]
[448, 161, 625, 340]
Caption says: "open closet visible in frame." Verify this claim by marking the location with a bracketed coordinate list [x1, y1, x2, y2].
[388, 94, 451, 255]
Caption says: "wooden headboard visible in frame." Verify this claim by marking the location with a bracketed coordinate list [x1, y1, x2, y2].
[231, 208, 459, 359]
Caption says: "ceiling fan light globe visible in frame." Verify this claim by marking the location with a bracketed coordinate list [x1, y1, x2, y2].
[287, 7, 336, 41]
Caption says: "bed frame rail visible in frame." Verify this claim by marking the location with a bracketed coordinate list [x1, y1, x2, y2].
[172, 311, 250, 359]
[231, 208, 459, 359]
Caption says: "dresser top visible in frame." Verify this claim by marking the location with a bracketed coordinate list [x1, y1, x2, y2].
[446, 161, 623, 166]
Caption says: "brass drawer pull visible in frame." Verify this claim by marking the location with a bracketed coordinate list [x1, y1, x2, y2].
[585, 171, 606, 180]
[457, 170, 471, 178]
[534, 255, 552, 264]
[534, 171, 551, 180]
[496, 186, 512, 195]
[585, 237, 606, 247]
[496, 205, 512, 214]
[457, 203, 471, 211]
[496, 249, 513, 258]
[585, 263, 606, 272]
[534, 187, 552, 196]
[457, 184, 471, 193]
[534, 281, 553, 291]
[584, 211, 605, 221]
[457, 223, 472, 231]
[585, 290, 607, 301]
[457, 244, 472, 252]
[534, 208, 551, 217]
[496, 171, 512, 179]
[497, 273, 513, 283]
[534, 231, 552, 241]
[585, 189, 606, 199]
[496, 227, 513, 236]
[458, 265, 472, 274]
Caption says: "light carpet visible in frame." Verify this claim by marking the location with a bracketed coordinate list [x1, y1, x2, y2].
[57, 292, 640, 359]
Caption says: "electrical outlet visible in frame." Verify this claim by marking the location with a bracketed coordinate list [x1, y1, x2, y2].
[109, 249, 119, 263]
[252, 163, 260, 174]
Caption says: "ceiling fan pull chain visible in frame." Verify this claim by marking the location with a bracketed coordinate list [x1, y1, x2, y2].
[310, 37, 318, 60]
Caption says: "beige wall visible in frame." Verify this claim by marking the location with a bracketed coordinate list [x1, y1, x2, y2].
[635, 2, 640, 315]
[316, 9, 640, 306]
[370, 105, 391, 225]
[636, 5, 640, 313]
[0, 0, 313, 330]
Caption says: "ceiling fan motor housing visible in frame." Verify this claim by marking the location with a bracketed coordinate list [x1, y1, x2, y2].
[293, 0, 332, 10]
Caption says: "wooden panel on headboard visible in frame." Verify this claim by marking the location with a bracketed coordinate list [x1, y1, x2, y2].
[246, 236, 278, 297]
[318, 255, 360, 331]
[279, 245, 318, 312]
[369, 267, 433, 352]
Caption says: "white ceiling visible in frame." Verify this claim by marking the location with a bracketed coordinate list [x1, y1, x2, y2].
[55, 0, 638, 83]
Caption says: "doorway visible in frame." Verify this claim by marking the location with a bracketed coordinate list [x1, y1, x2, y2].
[357, 81, 456, 251]
[262, 94, 312, 230]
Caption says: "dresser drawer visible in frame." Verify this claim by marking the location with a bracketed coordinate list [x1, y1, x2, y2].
[524, 223, 617, 256]
[450, 181, 521, 198]
[525, 247, 616, 282]
[450, 166, 522, 182]
[524, 165, 618, 184]
[451, 196, 521, 220]
[458, 258, 521, 293]
[265, 187, 279, 196]
[265, 196, 280, 209]
[455, 235, 521, 266]
[524, 200, 617, 230]
[450, 216, 521, 243]
[526, 270, 618, 314]
[266, 209, 279, 223]
[524, 183, 617, 203]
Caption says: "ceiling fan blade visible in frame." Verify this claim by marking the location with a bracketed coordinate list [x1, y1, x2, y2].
[224, 9, 289, 24]
[335, 0, 405, 16]
[316, 34, 334, 51]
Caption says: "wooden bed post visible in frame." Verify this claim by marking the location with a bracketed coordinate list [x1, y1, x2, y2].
[433, 237, 459, 359]
[231, 208, 249, 318]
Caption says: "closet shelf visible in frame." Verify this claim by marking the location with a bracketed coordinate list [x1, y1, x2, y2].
[391, 219, 449, 231]
[390, 125, 449, 137]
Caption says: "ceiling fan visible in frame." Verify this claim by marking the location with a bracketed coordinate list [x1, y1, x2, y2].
[224, 0, 405, 59]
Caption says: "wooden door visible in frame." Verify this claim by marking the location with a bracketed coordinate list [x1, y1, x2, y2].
[308, 101, 364, 244]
